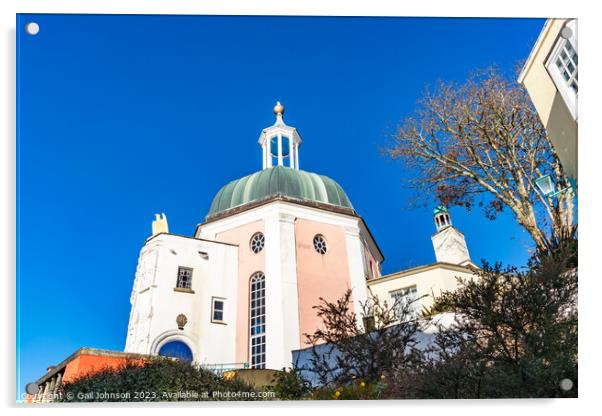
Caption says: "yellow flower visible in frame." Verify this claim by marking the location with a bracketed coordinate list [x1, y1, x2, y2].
[334, 391, 341, 398]
[380, 374, 386, 380]
[360, 381, 366, 388]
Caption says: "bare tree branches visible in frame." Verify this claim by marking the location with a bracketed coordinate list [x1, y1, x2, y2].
[387, 68, 575, 250]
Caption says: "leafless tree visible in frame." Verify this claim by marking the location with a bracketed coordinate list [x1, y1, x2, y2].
[386, 67, 575, 251]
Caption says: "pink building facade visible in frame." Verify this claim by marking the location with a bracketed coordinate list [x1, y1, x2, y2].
[124, 103, 383, 370]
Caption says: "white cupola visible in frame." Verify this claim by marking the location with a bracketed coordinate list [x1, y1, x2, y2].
[434, 205, 452, 231]
[431, 205, 474, 266]
[258, 101, 302, 170]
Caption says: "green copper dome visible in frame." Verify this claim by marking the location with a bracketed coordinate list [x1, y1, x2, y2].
[433, 205, 449, 216]
[208, 166, 353, 217]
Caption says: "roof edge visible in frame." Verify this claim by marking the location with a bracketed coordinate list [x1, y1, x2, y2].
[34, 348, 154, 385]
[518, 18, 562, 84]
[368, 261, 478, 286]
[201, 193, 358, 226]
[198, 194, 384, 263]
[145, 232, 239, 247]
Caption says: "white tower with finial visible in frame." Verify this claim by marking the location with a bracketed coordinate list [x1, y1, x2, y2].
[258, 101, 302, 169]
[431, 205, 473, 266]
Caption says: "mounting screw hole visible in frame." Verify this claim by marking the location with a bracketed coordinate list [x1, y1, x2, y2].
[25, 22, 40, 36]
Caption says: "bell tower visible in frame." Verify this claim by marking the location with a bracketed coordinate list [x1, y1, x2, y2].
[258, 101, 302, 169]
[431, 205, 473, 266]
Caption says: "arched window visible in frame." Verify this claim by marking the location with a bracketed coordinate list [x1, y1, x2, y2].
[249, 272, 266, 369]
[270, 135, 291, 167]
[158, 340, 193, 362]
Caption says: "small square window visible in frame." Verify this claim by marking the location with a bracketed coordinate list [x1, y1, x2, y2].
[176, 267, 193, 289]
[212, 297, 225, 323]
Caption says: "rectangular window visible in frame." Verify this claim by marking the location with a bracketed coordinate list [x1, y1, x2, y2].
[554, 40, 578, 93]
[545, 20, 578, 119]
[390, 286, 418, 321]
[176, 266, 193, 289]
[212, 297, 225, 323]
[249, 272, 266, 369]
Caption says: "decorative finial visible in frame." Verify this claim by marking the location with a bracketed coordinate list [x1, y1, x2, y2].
[273, 101, 284, 115]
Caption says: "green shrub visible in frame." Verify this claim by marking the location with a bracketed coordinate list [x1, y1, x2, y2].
[270, 368, 312, 400]
[310, 375, 389, 400]
[60, 357, 261, 402]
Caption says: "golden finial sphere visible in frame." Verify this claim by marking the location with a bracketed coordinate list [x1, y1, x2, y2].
[273, 101, 284, 115]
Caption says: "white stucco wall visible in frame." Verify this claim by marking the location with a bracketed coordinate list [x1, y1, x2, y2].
[367, 263, 477, 313]
[124, 233, 239, 366]
[431, 226, 471, 266]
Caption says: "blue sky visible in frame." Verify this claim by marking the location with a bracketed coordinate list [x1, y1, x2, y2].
[16, 14, 544, 396]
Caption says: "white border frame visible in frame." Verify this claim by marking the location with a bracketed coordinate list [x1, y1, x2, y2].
[4, 1, 601, 415]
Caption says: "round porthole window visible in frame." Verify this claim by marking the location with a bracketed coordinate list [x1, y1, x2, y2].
[313, 234, 327, 255]
[250, 232, 265, 254]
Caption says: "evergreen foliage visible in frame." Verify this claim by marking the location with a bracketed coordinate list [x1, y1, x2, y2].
[59, 358, 260, 402]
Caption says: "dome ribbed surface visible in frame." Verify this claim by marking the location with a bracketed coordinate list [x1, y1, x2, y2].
[433, 205, 449, 215]
[208, 166, 353, 216]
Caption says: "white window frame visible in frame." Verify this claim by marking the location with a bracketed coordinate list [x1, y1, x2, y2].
[545, 19, 578, 120]
[249, 272, 266, 369]
[211, 297, 226, 324]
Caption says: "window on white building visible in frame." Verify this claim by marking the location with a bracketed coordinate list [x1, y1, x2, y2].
[249, 272, 266, 369]
[211, 297, 225, 323]
[546, 20, 578, 119]
[176, 266, 193, 290]
[390, 286, 418, 321]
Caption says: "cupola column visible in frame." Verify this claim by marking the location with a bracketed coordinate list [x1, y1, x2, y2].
[277, 134, 283, 166]
[295, 143, 299, 169]
[258, 101, 302, 170]
[289, 140, 296, 168]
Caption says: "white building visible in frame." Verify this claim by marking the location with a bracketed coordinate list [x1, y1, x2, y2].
[125, 102, 382, 370]
[124, 103, 478, 371]
[518, 18, 578, 185]
[368, 205, 477, 317]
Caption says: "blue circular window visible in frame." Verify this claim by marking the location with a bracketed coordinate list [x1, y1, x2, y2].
[158, 340, 193, 362]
